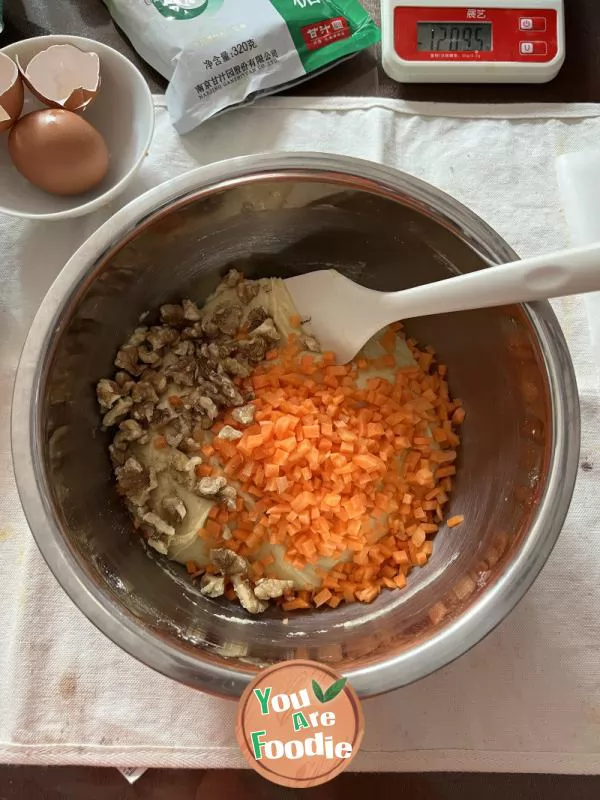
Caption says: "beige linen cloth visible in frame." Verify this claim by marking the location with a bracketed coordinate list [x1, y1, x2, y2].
[1, 97, 600, 771]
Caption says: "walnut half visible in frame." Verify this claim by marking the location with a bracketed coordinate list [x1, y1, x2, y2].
[210, 548, 247, 576]
[254, 578, 294, 600]
[232, 576, 268, 614]
[102, 397, 133, 427]
[200, 573, 225, 598]
[231, 404, 255, 426]
[218, 425, 243, 441]
[198, 476, 227, 497]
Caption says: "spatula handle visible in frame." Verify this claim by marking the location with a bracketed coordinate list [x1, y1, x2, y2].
[382, 242, 600, 322]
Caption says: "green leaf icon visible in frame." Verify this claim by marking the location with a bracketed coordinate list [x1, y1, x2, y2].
[323, 677, 347, 702]
[312, 679, 325, 703]
[312, 677, 347, 703]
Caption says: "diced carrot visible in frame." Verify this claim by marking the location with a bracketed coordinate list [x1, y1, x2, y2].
[267, 504, 290, 515]
[415, 468, 434, 485]
[413, 436, 431, 446]
[203, 320, 461, 611]
[249, 560, 265, 580]
[274, 415, 297, 438]
[290, 491, 314, 513]
[238, 461, 255, 483]
[353, 454, 385, 472]
[300, 355, 315, 374]
[252, 374, 271, 389]
[314, 588, 332, 607]
[272, 449, 289, 466]
[447, 515, 464, 528]
[302, 424, 320, 439]
[282, 598, 311, 611]
[214, 439, 238, 460]
[380, 327, 397, 353]
[277, 436, 297, 453]
[394, 573, 407, 588]
[325, 366, 348, 377]
[436, 466, 457, 478]
[430, 449, 456, 464]
[412, 527, 426, 547]
[275, 476, 289, 493]
[223, 455, 242, 477]
[374, 493, 390, 511]
[355, 585, 380, 603]
[196, 463, 213, 478]
[346, 495, 366, 519]
[452, 407, 466, 424]
[205, 519, 221, 538]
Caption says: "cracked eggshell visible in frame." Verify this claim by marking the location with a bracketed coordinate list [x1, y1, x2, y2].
[17, 44, 100, 113]
[0, 52, 24, 133]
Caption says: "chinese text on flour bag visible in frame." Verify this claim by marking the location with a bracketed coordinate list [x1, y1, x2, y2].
[104, 0, 379, 133]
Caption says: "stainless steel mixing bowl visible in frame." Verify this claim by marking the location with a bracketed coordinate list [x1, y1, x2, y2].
[12, 153, 579, 698]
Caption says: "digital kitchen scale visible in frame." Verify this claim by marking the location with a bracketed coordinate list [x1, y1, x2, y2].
[381, 0, 565, 83]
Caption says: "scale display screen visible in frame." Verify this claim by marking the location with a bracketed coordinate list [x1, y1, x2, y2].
[417, 22, 492, 52]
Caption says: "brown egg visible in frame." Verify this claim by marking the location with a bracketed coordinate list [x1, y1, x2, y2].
[8, 109, 109, 196]
[0, 52, 24, 133]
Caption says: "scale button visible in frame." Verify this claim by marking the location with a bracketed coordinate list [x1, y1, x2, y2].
[519, 16, 547, 32]
[520, 40, 548, 56]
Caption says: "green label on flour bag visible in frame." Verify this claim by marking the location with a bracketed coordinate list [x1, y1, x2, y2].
[268, 0, 380, 74]
[104, 0, 379, 133]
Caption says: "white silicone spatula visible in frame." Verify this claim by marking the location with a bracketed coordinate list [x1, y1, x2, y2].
[285, 242, 600, 364]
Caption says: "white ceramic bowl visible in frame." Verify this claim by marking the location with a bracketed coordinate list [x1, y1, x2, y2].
[0, 35, 155, 220]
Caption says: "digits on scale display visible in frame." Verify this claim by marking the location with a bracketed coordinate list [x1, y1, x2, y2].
[417, 22, 492, 52]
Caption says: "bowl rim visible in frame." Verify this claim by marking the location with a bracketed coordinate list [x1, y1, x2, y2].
[11, 152, 581, 697]
[0, 34, 155, 221]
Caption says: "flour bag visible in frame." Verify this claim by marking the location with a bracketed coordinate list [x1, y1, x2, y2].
[104, 0, 379, 133]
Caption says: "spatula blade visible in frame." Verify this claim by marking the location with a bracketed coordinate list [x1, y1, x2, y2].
[285, 270, 378, 364]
